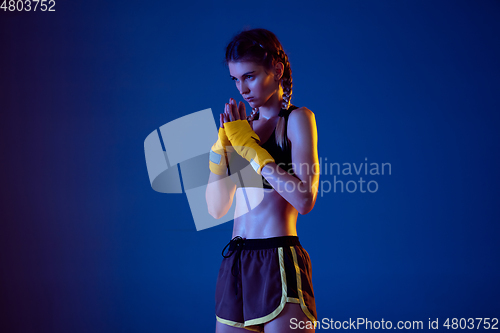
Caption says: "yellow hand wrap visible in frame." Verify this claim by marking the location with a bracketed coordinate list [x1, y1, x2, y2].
[223, 119, 275, 175]
[209, 127, 234, 175]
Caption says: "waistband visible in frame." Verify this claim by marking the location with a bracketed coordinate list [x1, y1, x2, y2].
[223, 235, 301, 254]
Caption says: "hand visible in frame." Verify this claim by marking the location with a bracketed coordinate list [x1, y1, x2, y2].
[216, 107, 232, 153]
[224, 97, 246, 120]
[223, 97, 258, 130]
[222, 98, 275, 175]
[210, 103, 234, 175]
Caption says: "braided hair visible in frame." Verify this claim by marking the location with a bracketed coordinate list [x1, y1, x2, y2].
[223, 28, 293, 150]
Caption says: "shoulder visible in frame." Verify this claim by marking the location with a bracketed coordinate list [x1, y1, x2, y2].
[287, 106, 317, 142]
[288, 106, 315, 123]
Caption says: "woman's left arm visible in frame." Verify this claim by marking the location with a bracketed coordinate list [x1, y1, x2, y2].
[261, 107, 319, 214]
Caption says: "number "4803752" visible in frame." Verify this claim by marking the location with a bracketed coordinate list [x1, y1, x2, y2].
[1, 0, 56, 11]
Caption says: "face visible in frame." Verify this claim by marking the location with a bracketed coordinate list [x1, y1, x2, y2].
[228, 61, 281, 109]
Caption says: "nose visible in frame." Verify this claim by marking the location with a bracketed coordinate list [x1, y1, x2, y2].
[237, 81, 249, 96]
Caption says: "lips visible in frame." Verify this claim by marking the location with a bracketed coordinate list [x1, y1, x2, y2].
[245, 97, 254, 101]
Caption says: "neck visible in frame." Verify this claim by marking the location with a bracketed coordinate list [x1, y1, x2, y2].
[258, 92, 283, 120]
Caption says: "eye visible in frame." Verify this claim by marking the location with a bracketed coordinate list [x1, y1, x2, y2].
[231, 75, 253, 81]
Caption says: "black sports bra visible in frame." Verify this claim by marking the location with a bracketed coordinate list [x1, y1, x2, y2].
[228, 105, 299, 189]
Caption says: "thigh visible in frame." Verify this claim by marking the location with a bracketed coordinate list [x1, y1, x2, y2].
[263, 303, 315, 333]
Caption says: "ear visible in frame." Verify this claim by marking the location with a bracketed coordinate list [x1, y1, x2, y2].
[274, 62, 284, 81]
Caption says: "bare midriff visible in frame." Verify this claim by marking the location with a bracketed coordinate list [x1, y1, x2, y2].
[232, 187, 299, 239]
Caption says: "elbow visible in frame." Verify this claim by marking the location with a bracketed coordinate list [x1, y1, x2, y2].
[298, 205, 313, 215]
[208, 208, 224, 220]
[297, 194, 316, 215]
[206, 192, 222, 219]
[208, 211, 220, 219]
[206, 197, 228, 219]
[206, 198, 225, 219]
[206, 194, 232, 219]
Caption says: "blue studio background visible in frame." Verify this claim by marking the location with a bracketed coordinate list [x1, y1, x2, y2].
[1, 1, 499, 332]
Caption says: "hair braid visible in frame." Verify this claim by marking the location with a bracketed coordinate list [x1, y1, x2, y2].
[275, 48, 293, 149]
[277, 49, 293, 110]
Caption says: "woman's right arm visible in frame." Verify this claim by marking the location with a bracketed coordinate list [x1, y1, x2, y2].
[205, 112, 237, 219]
[206, 170, 236, 219]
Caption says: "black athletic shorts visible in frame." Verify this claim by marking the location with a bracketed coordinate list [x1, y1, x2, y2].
[215, 236, 317, 332]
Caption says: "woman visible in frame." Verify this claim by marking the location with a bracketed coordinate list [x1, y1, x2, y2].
[206, 28, 319, 333]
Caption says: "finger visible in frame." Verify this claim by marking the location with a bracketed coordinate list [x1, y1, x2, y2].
[226, 100, 232, 121]
[226, 103, 234, 121]
[225, 104, 233, 122]
[228, 99, 234, 120]
[220, 113, 224, 128]
[238, 101, 246, 120]
[230, 98, 239, 120]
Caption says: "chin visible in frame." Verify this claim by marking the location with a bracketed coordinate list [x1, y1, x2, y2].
[248, 100, 260, 108]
